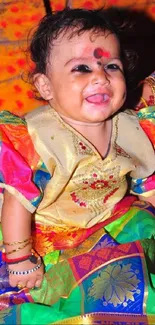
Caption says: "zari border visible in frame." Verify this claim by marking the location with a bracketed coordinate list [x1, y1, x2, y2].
[141, 253, 149, 315]
[52, 312, 155, 325]
[0, 183, 36, 213]
[70, 250, 144, 289]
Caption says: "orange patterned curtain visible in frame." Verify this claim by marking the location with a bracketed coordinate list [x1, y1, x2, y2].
[0, 0, 155, 115]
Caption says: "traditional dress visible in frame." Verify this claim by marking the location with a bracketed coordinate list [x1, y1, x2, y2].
[0, 103, 155, 325]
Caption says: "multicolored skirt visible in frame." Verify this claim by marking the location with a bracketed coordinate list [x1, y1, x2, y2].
[1, 197, 155, 325]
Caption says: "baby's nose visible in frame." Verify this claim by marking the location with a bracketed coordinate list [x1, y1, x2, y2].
[91, 70, 110, 86]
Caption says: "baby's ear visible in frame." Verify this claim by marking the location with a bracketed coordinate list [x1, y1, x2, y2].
[33, 74, 53, 100]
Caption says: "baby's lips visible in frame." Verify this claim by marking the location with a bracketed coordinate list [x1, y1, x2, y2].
[86, 93, 109, 104]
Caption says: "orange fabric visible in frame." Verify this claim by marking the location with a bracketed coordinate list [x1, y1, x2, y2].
[0, 0, 155, 115]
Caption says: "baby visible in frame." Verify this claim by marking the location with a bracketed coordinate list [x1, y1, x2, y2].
[0, 9, 155, 318]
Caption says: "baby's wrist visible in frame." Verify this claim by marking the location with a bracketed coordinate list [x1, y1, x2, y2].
[7, 256, 42, 275]
[3, 245, 32, 259]
[2, 236, 33, 258]
[2, 237, 41, 268]
[3, 248, 40, 265]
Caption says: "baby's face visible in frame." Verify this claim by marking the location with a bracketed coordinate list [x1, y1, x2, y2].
[37, 29, 126, 123]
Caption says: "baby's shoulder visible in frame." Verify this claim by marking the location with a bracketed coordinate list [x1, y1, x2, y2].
[0, 110, 41, 167]
[118, 109, 138, 124]
[116, 108, 153, 149]
[25, 104, 51, 126]
[117, 108, 145, 135]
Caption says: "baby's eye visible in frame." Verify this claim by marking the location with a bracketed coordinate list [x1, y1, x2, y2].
[105, 63, 121, 71]
[72, 65, 92, 73]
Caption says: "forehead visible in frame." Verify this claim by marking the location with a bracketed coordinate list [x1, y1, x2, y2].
[49, 29, 120, 61]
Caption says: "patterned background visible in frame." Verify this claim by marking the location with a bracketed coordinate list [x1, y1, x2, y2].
[0, 0, 155, 115]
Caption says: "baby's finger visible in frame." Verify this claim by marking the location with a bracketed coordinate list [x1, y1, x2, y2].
[35, 278, 43, 288]
[9, 276, 21, 288]
[26, 280, 36, 289]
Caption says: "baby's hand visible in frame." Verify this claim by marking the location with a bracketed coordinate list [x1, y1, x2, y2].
[8, 258, 44, 289]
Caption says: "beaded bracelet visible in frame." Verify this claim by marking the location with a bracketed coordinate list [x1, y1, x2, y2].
[7, 260, 42, 275]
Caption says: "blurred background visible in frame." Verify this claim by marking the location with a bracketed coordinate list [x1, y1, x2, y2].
[0, 0, 155, 115]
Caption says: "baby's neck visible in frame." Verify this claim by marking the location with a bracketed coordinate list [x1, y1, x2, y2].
[59, 114, 104, 128]
[59, 114, 112, 158]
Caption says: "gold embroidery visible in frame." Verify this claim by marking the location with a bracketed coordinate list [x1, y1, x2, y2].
[114, 143, 131, 159]
[50, 106, 122, 164]
[50, 108, 95, 156]
[88, 263, 140, 307]
[31, 260, 76, 306]
[52, 313, 155, 324]
[110, 115, 131, 162]
[60, 228, 106, 260]
[50, 108, 123, 162]
[27, 106, 139, 231]
[72, 137, 94, 156]
[70, 164, 125, 213]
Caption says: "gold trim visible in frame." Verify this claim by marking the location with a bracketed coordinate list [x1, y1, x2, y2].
[49, 106, 119, 164]
[142, 254, 149, 314]
[52, 312, 155, 324]
[60, 228, 106, 261]
[0, 183, 36, 213]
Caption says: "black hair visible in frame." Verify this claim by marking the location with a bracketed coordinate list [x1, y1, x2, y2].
[28, 7, 137, 97]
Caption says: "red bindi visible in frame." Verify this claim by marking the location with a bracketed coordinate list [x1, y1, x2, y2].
[93, 47, 110, 59]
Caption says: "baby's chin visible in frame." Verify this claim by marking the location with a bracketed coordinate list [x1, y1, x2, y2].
[82, 104, 115, 122]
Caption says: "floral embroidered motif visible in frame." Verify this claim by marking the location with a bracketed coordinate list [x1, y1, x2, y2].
[70, 165, 125, 213]
[71, 192, 87, 207]
[79, 256, 92, 270]
[88, 263, 140, 307]
[114, 143, 131, 159]
[73, 136, 94, 155]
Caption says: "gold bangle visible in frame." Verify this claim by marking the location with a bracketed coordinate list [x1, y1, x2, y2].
[140, 97, 148, 107]
[3, 237, 31, 246]
[6, 239, 32, 255]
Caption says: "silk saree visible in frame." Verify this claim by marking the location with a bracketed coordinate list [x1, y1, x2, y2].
[0, 101, 155, 324]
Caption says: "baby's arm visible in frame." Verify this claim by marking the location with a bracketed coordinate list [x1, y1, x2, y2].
[1, 190, 44, 289]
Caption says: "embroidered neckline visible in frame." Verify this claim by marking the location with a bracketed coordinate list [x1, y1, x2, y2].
[48, 105, 119, 162]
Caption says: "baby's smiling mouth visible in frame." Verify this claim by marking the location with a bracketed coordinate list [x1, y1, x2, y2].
[85, 93, 110, 104]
